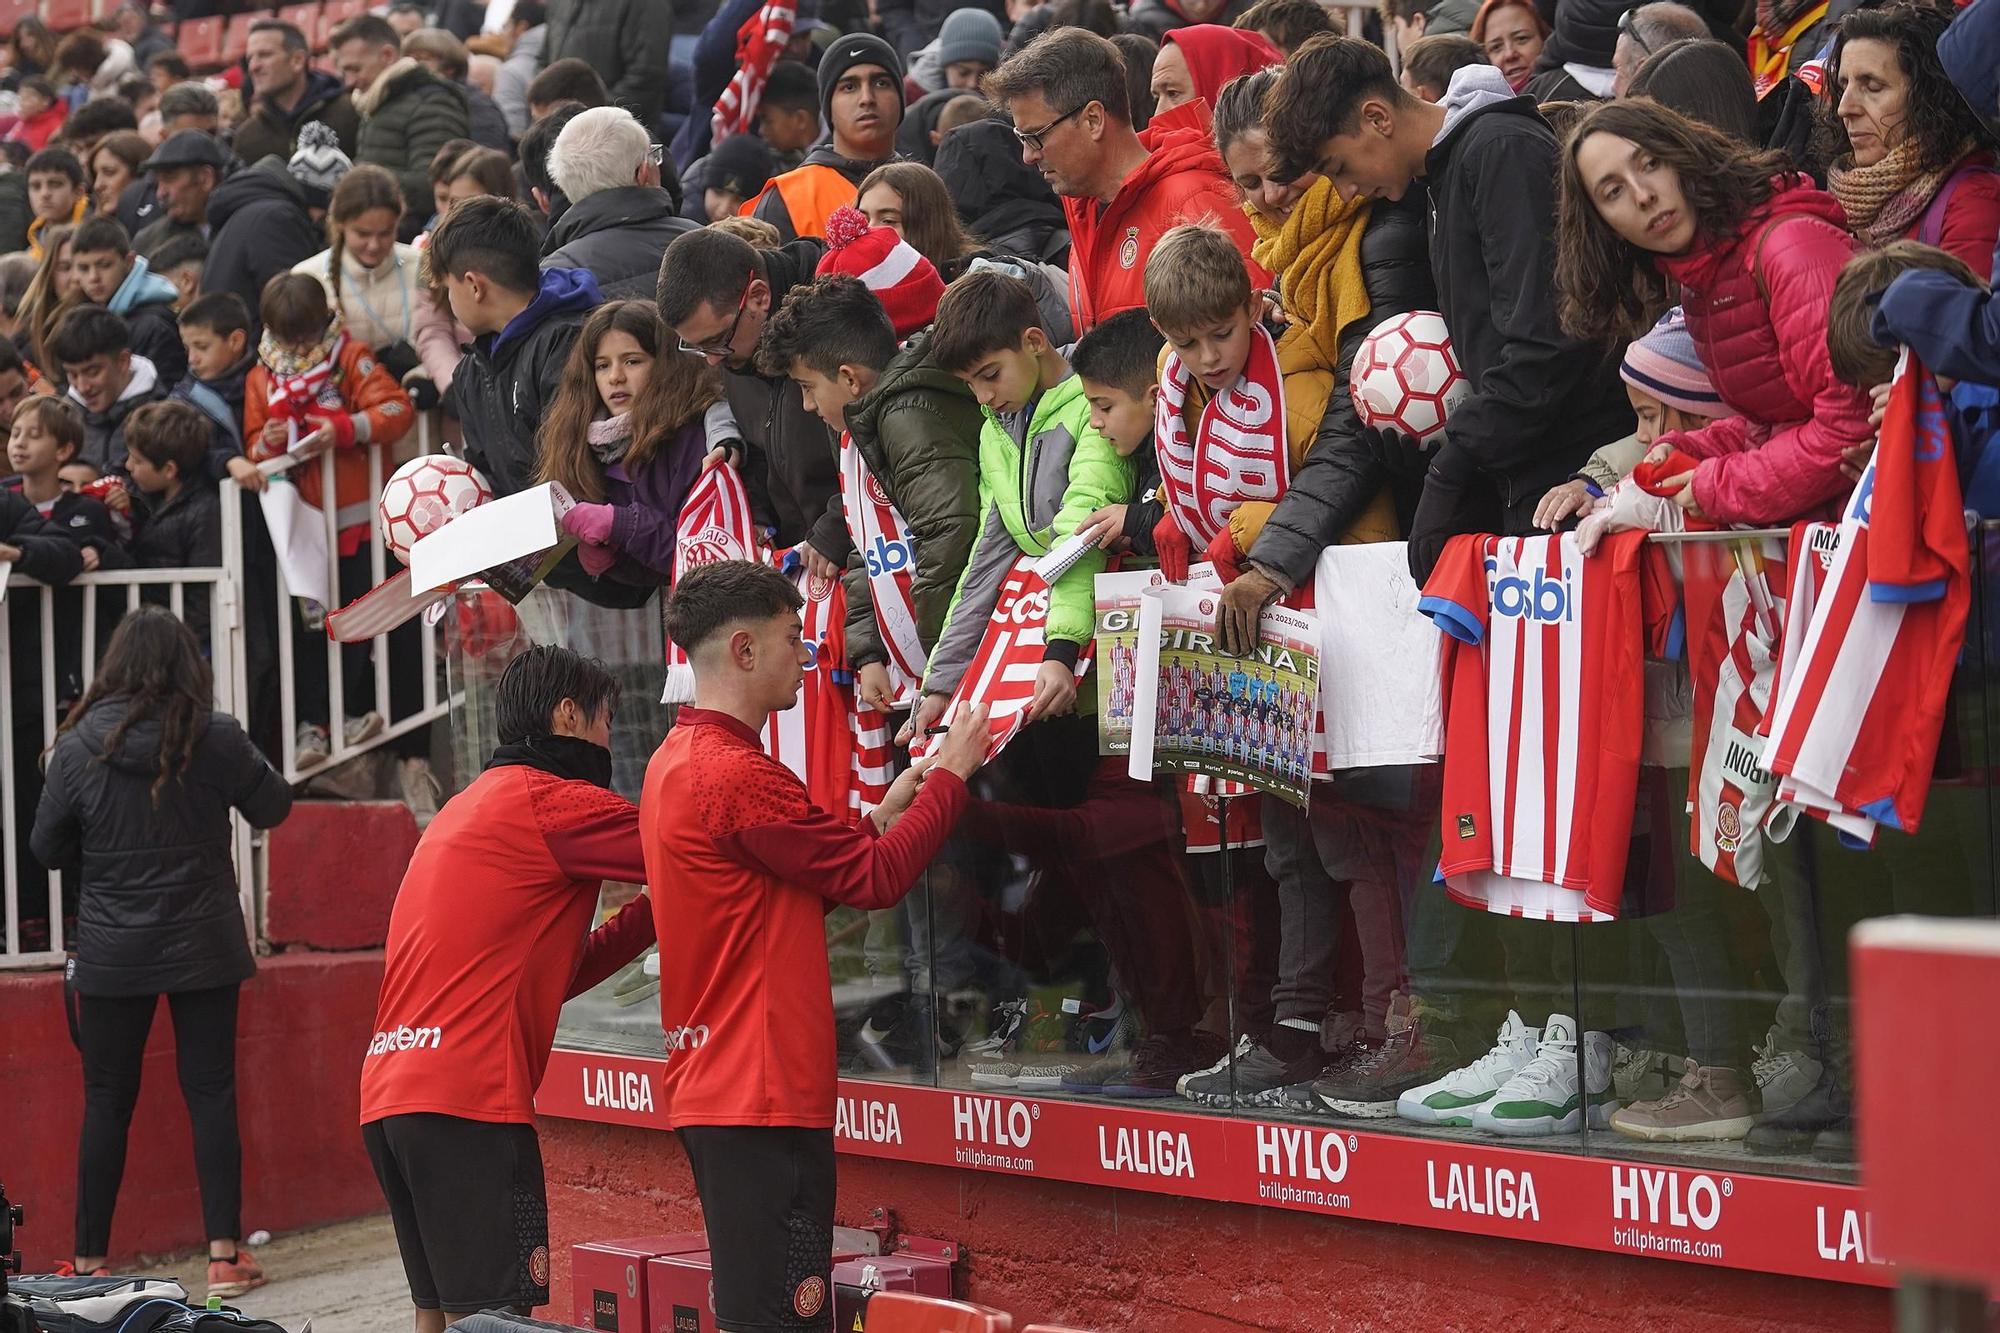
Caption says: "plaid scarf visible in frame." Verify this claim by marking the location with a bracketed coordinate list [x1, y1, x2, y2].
[1829, 138, 1973, 249]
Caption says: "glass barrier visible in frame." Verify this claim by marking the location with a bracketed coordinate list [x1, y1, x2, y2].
[498, 524, 2000, 1189]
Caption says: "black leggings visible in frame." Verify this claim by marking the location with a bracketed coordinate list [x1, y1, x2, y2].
[71, 984, 243, 1257]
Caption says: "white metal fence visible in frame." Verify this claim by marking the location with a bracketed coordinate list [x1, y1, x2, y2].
[1, 413, 452, 970]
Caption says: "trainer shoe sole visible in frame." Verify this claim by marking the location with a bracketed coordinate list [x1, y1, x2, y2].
[1315, 1095, 1402, 1118]
[1609, 1110, 1754, 1142]
[1397, 1089, 1497, 1126]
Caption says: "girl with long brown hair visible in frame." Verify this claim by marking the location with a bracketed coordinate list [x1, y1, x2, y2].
[33, 606, 290, 1295]
[17, 223, 79, 384]
[291, 163, 461, 392]
[1554, 99, 1873, 525]
[537, 300, 730, 585]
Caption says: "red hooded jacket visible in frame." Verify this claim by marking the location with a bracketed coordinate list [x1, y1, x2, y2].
[1161, 24, 1282, 109]
[1655, 175, 1874, 525]
[1062, 99, 1268, 332]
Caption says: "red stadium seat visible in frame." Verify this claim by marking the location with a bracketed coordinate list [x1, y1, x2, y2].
[221, 11, 263, 65]
[0, 0, 35, 41]
[1021, 1326, 1097, 1332]
[177, 15, 225, 70]
[318, 0, 367, 42]
[864, 1293, 1013, 1333]
[88, 0, 119, 27]
[276, 2, 320, 41]
[43, 0, 95, 34]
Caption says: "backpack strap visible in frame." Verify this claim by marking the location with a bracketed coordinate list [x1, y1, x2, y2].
[1917, 162, 2000, 249]
[1746, 214, 1790, 306]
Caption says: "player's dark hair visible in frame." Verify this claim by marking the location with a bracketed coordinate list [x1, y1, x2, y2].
[495, 644, 622, 744]
[761, 60, 819, 114]
[123, 399, 210, 476]
[756, 274, 898, 380]
[259, 272, 332, 346]
[1262, 35, 1411, 182]
[1070, 308, 1164, 399]
[665, 559, 805, 655]
[59, 606, 213, 804]
[927, 269, 1043, 373]
[426, 194, 543, 293]
[330, 12, 399, 52]
[657, 226, 760, 327]
[47, 304, 131, 366]
[179, 290, 252, 340]
[71, 215, 133, 259]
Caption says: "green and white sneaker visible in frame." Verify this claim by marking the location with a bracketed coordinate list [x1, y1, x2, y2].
[1398, 1011, 1540, 1126]
[1471, 1015, 1617, 1136]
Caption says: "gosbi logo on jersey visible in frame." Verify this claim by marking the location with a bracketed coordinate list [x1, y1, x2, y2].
[1484, 556, 1575, 623]
[863, 534, 914, 577]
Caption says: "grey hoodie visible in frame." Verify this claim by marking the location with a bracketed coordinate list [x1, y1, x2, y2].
[1433, 64, 1519, 146]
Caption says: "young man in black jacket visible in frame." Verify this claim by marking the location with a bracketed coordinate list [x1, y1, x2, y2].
[432, 196, 601, 501]
[658, 225, 848, 571]
[1265, 37, 1632, 583]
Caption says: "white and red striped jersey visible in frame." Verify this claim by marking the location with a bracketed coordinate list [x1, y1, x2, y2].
[1679, 535, 1790, 887]
[1419, 531, 1665, 922]
[1762, 354, 1969, 843]
[761, 560, 861, 822]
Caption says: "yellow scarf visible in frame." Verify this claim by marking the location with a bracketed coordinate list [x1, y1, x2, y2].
[1247, 178, 1372, 372]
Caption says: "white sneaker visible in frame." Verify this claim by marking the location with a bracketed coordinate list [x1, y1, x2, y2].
[343, 711, 386, 747]
[399, 757, 442, 826]
[1752, 1026, 1822, 1117]
[294, 723, 330, 771]
[1472, 1015, 1618, 1136]
[1398, 1011, 1540, 1126]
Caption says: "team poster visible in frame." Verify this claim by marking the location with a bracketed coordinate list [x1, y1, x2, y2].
[1094, 563, 1217, 754]
[1127, 584, 1320, 807]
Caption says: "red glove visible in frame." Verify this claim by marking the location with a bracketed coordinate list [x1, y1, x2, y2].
[307, 411, 357, 449]
[1631, 446, 1698, 496]
[1153, 512, 1192, 584]
[1203, 525, 1242, 585]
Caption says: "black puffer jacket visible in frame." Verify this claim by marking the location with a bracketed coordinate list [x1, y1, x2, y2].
[1406, 73, 1632, 581]
[934, 119, 1069, 267]
[355, 58, 473, 228]
[32, 700, 290, 997]
[453, 267, 603, 499]
[722, 237, 848, 559]
[1246, 191, 1438, 588]
[542, 0, 675, 128]
[541, 185, 699, 298]
[201, 159, 325, 332]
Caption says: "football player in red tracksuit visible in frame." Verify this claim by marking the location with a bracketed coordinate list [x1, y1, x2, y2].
[644, 560, 990, 1333]
[360, 647, 657, 1331]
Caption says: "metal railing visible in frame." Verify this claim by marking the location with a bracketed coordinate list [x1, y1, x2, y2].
[0, 412, 453, 969]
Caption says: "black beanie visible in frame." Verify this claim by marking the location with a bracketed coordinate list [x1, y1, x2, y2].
[817, 32, 904, 127]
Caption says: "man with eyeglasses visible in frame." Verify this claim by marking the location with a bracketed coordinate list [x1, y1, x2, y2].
[743, 33, 907, 243]
[541, 106, 698, 300]
[658, 226, 850, 574]
[985, 28, 1262, 333]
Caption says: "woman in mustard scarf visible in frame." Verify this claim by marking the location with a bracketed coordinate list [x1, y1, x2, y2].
[1824, 3, 2000, 277]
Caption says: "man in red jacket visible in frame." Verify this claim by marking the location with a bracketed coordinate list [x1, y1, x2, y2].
[986, 28, 1266, 332]
[361, 645, 655, 1333]
[645, 560, 988, 1333]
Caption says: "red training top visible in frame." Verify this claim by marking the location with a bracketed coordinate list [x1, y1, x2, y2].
[359, 761, 655, 1126]
[644, 707, 967, 1128]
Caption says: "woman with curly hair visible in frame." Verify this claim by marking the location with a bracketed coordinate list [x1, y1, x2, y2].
[1824, 2, 2000, 276]
[1555, 98, 1873, 525]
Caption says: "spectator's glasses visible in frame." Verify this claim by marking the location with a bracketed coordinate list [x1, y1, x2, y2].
[679, 275, 754, 357]
[1617, 8, 1653, 57]
[647, 142, 666, 169]
[1013, 103, 1085, 154]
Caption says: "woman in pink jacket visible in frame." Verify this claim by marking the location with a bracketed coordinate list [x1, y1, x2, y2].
[1554, 99, 1874, 525]
[1825, 3, 2000, 279]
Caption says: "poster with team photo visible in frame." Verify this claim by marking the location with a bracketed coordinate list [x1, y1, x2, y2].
[1127, 585, 1320, 807]
[1094, 563, 1219, 754]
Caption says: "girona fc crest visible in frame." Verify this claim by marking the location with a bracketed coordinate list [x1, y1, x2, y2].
[1716, 802, 1741, 852]
[792, 1276, 826, 1317]
[865, 472, 891, 505]
[806, 571, 834, 601]
[679, 526, 734, 566]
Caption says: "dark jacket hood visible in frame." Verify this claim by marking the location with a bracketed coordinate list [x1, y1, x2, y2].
[934, 118, 1064, 235]
[541, 184, 686, 254]
[489, 266, 602, 359]
[1425, 68, 1545, 174]
[205, 157, 310, 232]
[758, 236, 828, 305]
[357, 56, 468, 119]
[74, 697, 215, 779]
[895, 87, 961, 164]
[845, 332, 972, 460]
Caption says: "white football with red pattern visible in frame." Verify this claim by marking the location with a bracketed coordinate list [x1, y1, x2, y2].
[1349, 311, 1469, 446]
[378, 455, 493, 562]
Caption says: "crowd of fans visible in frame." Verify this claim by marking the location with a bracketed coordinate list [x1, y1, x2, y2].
[4, 0, 2000, 1184]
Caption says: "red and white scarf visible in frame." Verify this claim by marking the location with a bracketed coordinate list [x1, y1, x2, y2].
[762, 553, 862, 820]
[910, 556, 1093, 767]
[1154, 323, 1288, 546]
[260, 325, 349, 430]
[661, 463, 762, 702]
[838, 432, 926, 698]
[710, 0, 796, 145]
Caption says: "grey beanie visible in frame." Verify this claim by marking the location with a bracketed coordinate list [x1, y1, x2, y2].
[936, 9, 1003, 69]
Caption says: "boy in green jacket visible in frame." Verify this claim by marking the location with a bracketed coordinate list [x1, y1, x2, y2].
[904, 270, 1135, 739]
[757, 273, 983, 715]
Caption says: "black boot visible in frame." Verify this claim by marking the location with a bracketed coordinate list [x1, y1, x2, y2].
[1745, 1001, 1852, 1158]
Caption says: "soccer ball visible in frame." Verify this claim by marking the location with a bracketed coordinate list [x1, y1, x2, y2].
[1349, 311, 1469, 446]
[378, 455, 493, 562]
